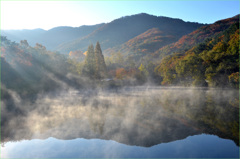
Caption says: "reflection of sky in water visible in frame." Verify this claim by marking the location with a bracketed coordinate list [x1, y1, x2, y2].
[1, 88, 239, 158]
[2, 134, 238, 158]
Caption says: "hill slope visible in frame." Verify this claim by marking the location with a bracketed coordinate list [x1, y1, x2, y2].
[154, 14, 239, 58]
[104, 27, 178, 56]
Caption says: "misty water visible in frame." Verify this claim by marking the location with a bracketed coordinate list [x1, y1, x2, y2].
[1, 87, 239, 158]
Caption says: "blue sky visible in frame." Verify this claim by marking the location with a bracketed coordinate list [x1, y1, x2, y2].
[1, 1, 239, 30]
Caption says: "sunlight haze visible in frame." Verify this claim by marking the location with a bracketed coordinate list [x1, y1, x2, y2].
[1, 1, 239, 30]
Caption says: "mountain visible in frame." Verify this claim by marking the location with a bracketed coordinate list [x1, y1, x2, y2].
[154, 14, 239, 58]
[56, 13, 203, 54]
[1, 23, 105, 50]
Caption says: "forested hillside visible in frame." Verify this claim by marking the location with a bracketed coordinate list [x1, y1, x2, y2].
[154, 20, 239, 87]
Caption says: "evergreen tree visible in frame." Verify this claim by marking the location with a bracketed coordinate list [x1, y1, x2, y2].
[94, 42, 107, 79]
[82, 44, 95, 78]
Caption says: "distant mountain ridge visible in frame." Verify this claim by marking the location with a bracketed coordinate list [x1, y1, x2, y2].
[1, 28, 45, 45]
[2, 13, 237, 58]
[56, 13, 204, 54]
[1, 13, 204, 54]
[1, 23, 105, 50]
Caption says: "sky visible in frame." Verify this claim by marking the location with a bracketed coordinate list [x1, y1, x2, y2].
[1, 1, 239, 30]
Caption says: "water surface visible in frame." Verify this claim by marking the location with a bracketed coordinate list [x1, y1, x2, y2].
[1, 87, 239, 158]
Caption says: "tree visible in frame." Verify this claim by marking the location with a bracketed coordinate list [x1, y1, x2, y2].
[68, 58, 84, 75]
[228, 72, 239, 88]
[154, 55, 179, 85]
[82, 44, 95, 78]
[34, 43, 46, 50]
[69, 50, 85, 61]
[111, 52, 124, 64]
[20, 40, 29, 48]
[95, 42, 107, 79]
[82, 42, 107, 79]
[138, 63, 148, 76]
[115, 68, 127, 79]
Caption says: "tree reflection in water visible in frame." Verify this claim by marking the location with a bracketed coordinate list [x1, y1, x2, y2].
[1, 87, 239, 147]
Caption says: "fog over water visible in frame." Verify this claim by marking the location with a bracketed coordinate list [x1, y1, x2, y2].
[1, 87, 239, 158]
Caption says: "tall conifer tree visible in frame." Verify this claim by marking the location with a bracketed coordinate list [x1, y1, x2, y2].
[82, 44, 95, 78]
[94, 42, 107, 79]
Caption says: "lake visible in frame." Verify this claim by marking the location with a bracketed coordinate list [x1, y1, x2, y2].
[1, 87, 239, 158]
